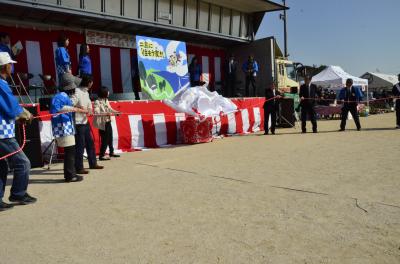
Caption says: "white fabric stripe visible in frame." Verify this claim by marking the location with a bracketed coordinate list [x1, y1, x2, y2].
[241, 109, 250, 133]
[120, 49, 133, 93]
[52, 42, 59, 85]
[201, 56, 209, 84]
[214, 57, 221, 82]
[253, 107, 261, 132]
[128, 115, 144, 148]
[175, 113, 186, 143]
[39, 120, 53, 152]
[26, 41, 43, 91]
[153, 114, 168, 146]
[110, 116, 119, 153]
[99, 48, 113, 93]
[227, 112, 236, 134]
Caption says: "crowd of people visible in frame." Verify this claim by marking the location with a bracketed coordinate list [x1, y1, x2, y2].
[0, 34, 122, 211]
[189, 54, 259, 98]
[1, 31, 399, 212]
[263, 75, 400, 135]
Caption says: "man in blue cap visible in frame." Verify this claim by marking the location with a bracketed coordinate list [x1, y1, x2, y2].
[0, 52, 37, 211]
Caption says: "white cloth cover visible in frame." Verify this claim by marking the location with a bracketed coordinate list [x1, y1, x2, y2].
[163, 86, 238, 117]
[312, 66, 368, 90]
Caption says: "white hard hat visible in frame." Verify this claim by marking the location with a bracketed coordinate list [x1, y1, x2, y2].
[0, 52, 17, 66]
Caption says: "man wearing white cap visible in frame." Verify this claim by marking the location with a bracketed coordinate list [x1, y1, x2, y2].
[0, 52, 37, 211]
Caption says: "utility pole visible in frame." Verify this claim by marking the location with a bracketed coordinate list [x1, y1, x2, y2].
[280, 0, 289, 58]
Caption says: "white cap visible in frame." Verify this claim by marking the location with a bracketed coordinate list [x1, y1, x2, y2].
[0, 52, 17, 66]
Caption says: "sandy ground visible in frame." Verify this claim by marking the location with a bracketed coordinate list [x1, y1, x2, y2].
[1, 113, 399, 264]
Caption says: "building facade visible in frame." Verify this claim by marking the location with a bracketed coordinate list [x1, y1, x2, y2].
[0, 0, 286, 97]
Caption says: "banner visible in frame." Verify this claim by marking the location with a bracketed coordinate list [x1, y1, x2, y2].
[86, 30, 135, 49]
[136, 35, 190, 100]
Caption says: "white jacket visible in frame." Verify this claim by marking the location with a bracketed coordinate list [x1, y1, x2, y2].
[71, 87, 93, 125]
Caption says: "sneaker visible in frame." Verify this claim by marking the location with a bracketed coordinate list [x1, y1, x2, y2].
[90, 164, 104, 170]
[99, 156, 110, 161]
[9, 193, 37, 205]
[76, 169, 89, 174]
[313, 130, 318, 133]
[263, 132, 269, 135]
[0, 201, 14, 211]
[110, 154, 120, 158]
[65, 175, 84, 183]
[357, 127, 361, 131]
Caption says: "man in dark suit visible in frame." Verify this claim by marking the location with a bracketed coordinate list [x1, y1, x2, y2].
[263, 85, 281, 135]
[299, 75, 319, 133]
[225, 54, 238, 97]
[392, 74, 400, 129]
[338, 78, 363, 131]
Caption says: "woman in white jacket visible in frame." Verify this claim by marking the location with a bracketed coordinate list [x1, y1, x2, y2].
[93, 86, 120, 160]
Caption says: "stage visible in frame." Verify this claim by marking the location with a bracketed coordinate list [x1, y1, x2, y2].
[34, 97, 265, 154]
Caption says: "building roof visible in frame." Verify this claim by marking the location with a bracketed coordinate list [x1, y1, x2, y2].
[202, 0, 287, 13]
[361, 72, 398, 85]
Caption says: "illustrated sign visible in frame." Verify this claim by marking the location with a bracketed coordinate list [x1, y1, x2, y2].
[136, 35, 190, 100]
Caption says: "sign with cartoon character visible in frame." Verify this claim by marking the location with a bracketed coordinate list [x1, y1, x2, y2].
[136, 35, 190, 100]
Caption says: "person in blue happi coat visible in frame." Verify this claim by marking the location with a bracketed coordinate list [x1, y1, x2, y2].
[0, 32, 20, 74]
[0, 52, 37, 211]
[51, 73, 87, 182]
[55, 35, 72, 86]
[78, 43, 92, 77]
[338, 78, 363, 131]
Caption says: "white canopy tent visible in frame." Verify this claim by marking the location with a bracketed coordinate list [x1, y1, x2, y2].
[360, 72, 398, 92]
[311, 66, 369, 91]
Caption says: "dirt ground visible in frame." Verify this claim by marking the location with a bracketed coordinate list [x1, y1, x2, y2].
[1, 113, 399, 264]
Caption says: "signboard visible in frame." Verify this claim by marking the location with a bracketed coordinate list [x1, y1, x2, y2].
[136, 35, 190, 100]
[86, 30, 135, 49]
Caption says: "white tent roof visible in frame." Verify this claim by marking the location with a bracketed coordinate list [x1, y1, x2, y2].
[360, 72, 397, 91]
[311, 66, 368, 90]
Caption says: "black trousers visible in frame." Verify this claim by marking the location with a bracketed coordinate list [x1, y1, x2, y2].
[75, 124, 97, 170]
[64, 145, 76, 180]
[396, 100, 400, 127]
[99, 122, 114, 158]
[227, 74, 236, 97]
[131, 77, 140, 100]
[301, 105, 317, 132]
[245, 75, 256, 97]
[340, 104, 361, 130]
[264, 107, 277, 134]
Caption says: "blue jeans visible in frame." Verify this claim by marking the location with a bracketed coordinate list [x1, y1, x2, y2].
[0, 138, 31, 201]
[75, 124, 97, 170]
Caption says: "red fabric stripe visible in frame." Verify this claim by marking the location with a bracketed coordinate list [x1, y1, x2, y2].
[260, 106, 265, 132]
[220, 114, 229, 135]
[235, 110, 244, 134]
[164, 114, 177, 145]
[247, 107, 256, 133]
[110, 47, 123, 93]
[142, 116, 157, 148]
[114, 114, 132, 151]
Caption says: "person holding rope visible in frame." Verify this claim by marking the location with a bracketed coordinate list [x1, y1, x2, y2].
[338, 78, 363, 131]
[71, 75, 104, 175]
[263, 84, 281, 135]
[93, 86, 121, 161]
[299, 75, 320, 133]
[0, 52, 37, 211]
[51, 73, 88, 182]
[392, 74, 400, 129]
